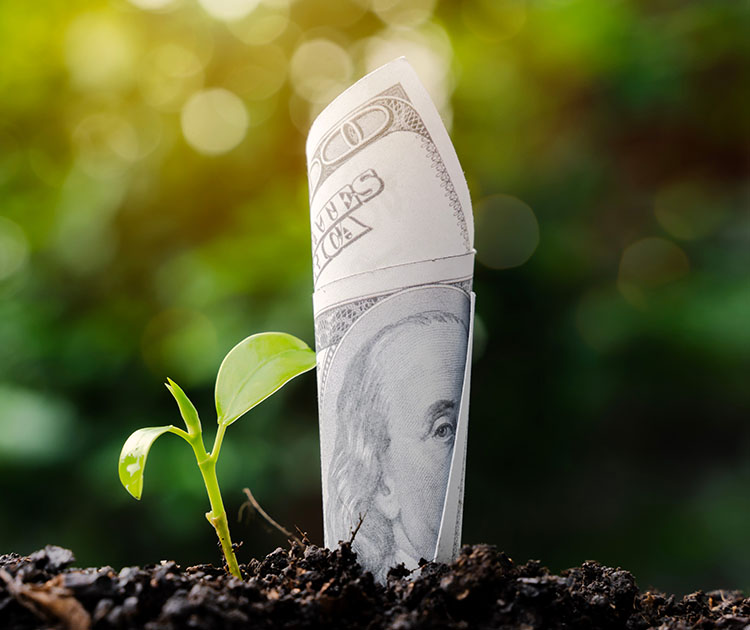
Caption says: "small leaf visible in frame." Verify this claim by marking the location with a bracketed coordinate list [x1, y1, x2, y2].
[165, 378, 202, 435]
[215, 332, 316, 426]
[118, 426, 174, 500]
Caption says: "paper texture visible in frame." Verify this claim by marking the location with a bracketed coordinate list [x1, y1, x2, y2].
[306, 58, 475, 581]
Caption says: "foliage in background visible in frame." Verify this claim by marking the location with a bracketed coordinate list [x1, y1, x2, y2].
[0, 0, 747, 594]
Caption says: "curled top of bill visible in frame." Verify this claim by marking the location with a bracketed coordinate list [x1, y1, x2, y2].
[306, 58, 474, 291]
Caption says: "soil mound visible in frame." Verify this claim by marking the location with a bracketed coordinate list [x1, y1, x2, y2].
[1, 543, 747, 629]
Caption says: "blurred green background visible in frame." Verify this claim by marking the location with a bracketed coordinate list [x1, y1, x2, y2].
[1, 0, 748, 595]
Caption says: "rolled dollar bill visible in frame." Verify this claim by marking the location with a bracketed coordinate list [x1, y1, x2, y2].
[306, 58, 475, 581]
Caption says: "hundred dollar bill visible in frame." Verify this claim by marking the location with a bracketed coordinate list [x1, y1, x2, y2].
[306, 58, 475, 581]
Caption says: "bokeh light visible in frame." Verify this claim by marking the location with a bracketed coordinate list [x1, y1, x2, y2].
[65, 13, 135, 92]
[0, 217, 29, 282]
[654, 180, 727, 241]
[617, 237, 690, 307]
[371, 0, 437, 27]
[225, 46, 287, 101]
[197, 0, 261, 22]
[140, 43, 205, 111]
[475, 194, 539, 269]
[181, 88, 249, 154]
[0, 385, 75, 462]
[290, 38, 354, 105]
[363, 23, 453, 117]
[52, 168, 124, 275]
[227, 2, 290, 45]
[72, 113, 140, 178]
[127, 0, 179, 10]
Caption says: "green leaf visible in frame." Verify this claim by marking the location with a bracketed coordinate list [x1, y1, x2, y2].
[118, 426, 174, 500]
[165, 378, 202, 435]
[215, 332, 316, 426]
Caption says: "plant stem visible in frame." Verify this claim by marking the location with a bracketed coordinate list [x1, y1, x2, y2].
[198, 455, 242, 579]
[210, 422, 227, 462]
[184, 426, 241, 580]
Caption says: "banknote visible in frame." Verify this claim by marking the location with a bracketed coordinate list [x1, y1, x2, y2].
[306, 58, 475, 581]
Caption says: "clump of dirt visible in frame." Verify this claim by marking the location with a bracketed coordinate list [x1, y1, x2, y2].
[0, 543, 747, 629]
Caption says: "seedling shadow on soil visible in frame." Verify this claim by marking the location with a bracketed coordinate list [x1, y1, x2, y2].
[1, 543, 747, 630]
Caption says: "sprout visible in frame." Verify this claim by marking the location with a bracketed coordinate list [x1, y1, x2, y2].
[118, 332, 316, 579]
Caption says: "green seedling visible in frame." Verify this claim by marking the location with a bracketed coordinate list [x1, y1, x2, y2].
[118, 332, 316, 579]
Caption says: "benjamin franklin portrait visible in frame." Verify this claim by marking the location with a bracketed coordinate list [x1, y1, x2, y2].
[320, 285, 470, 581]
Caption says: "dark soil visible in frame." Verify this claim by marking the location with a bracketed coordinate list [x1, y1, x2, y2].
[0, 543, 747, 630]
